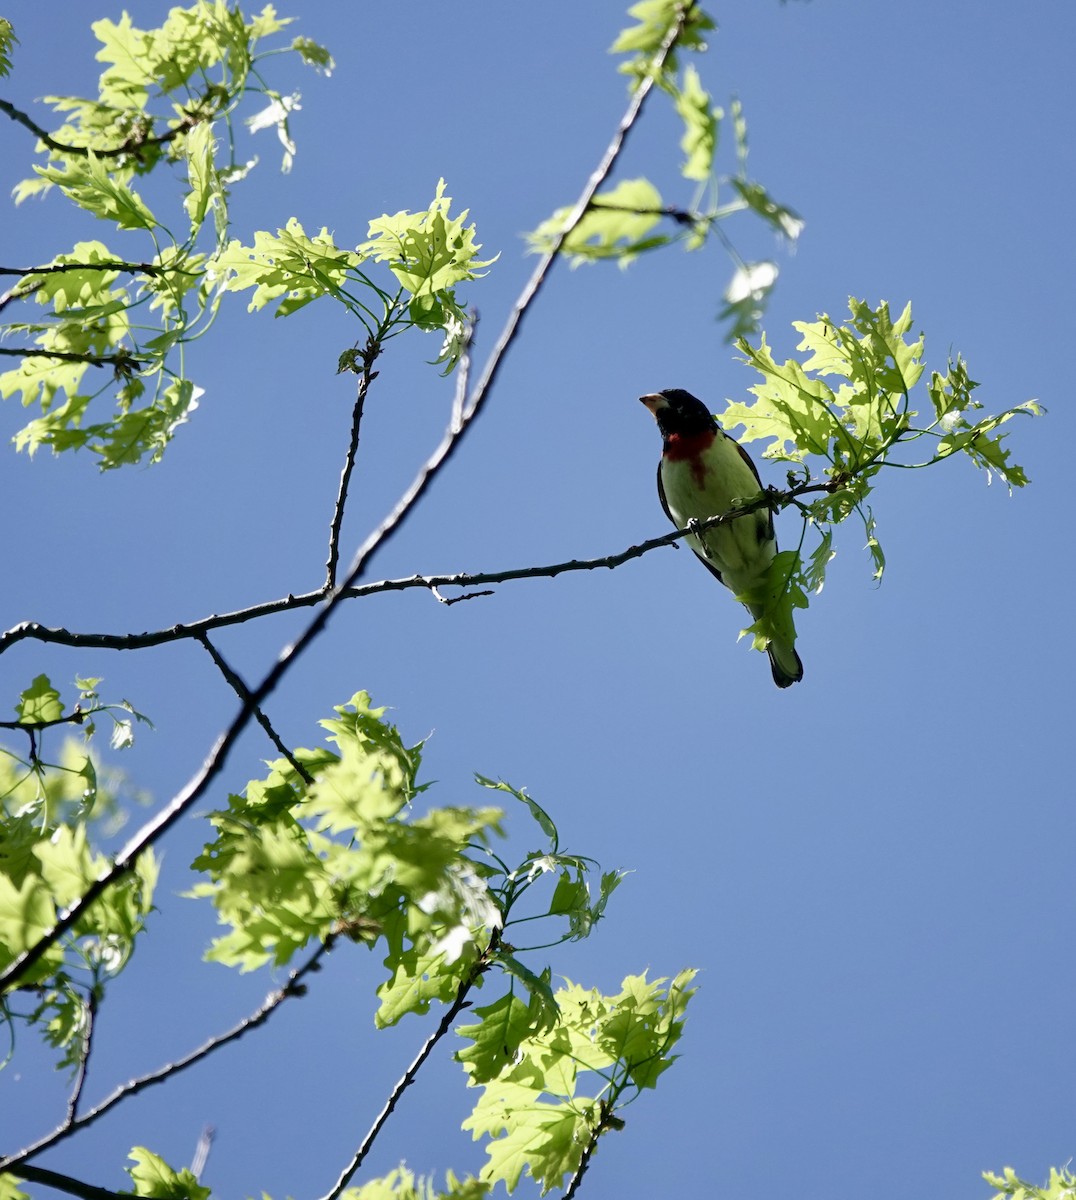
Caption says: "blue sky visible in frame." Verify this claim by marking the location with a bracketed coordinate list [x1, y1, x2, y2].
[2, 2, 1074, 1198]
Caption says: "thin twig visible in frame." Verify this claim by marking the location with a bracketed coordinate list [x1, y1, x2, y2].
[0, 940, 332, 1171]
[0, 260, 189, 316]
[318, 964, 483, 1200]
[0, 262, 167, 278]
[563, 1113, 611, 1200]
[0, 96, 202, 160]
[429, 585, 494, 606]
[0, 480, 835, 657]
[0, 711, 89, 732]
[0, 5, 699, 998]
[325, 342, 378, 590]
[0, 347, 143, 370]
[197, 633, 313, 785]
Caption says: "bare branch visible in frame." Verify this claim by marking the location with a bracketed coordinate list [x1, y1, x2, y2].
[0, 260, 180, 317]
[0, 940, 332, 1171]
[10, 1164, 126, 1200]
[563, 1112, 610, 1200]
[318, 958, 487, 1200]
[0, 262, 168, 279]
[325, 340, 379, 590]
[197, 633, 313, 785]
[0, 479, 835, 657]
[430, 585, 495, 606]
[0, 346, 144, 371]
[0, 711, 89, 733]
[0, 96, 208, 161]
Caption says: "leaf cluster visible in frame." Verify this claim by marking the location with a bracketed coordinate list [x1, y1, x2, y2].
[0, 3, 331, 468]
[459, 969, 696, 1194]
[0, 676, 156, 1075]
[215, 178, 494, 374]
[985, 1167, 1076, 1200]
[715, 298, 1041, 654]
[0, 20, 16, 80]
[527, 7, 802, 343]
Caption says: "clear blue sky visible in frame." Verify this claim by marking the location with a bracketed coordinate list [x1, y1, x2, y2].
[2, 2, 1074, 1197]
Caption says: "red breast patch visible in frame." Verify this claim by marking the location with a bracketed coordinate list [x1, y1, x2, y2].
[664, 428, 717, 488]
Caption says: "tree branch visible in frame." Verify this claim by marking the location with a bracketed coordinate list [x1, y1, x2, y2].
[0, 939, 333, 1171]
[196, 633, 313, 786]
[0, 4, 700, 997]
[0, 347, 143, 371]
[318, 957, 487, 1200]
[9, 1164, 126, 1200]
[563, 1108, 614, 1200]
[0, 261, 178, 317]
[0, 262, 167, 278]
[0, 480, 835, 657]
[0, 96, 207, 161]
[325, 339, 379, 590]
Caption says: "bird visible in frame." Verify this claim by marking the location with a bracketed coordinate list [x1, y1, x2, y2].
[640, 387, 804, 688]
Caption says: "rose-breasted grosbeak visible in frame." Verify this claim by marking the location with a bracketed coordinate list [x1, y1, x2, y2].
[641, 387, 804, 688]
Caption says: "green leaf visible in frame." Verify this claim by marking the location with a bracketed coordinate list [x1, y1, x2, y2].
[803, 528, 834, 594]
[717, 261, 778, 344]
[457, 991, 536, 1083]
[0, 1175, 28, 1200]
[936, 414, 1034, 489]
[34, 823, 107, 909]
[737, 549, 808, 658]
[32, 152, 158, 230]
[248, 6, 294, 41]
[0, 18, 17, 78]
[927, 355, 1040, 489]
[494, 956, 558, 1029]
[475, 774, 558, 846]
[216, 219, 362, 315]
[611, 0, 716, 88]
[526, 178, 668, 265]
[457, 977, 559, 1085]
[359, 179, 496, 308]
[376, 939, 473, 1028]
[245, 91, 300, 173]
[292, 36, 335, 74]
[985, 1167, 1076, 1200]
[322, 1167, 489, 1200]
[465, 1075, 597, 1196]
[0, 872, 56, 975]
[674, 64, 720, 181]
[85, 378, 202, 470]
[17, 674, 63, 724]
[463, 971, 697, 1193]
[728, 179, 804, 241]
[863, 508, 885, 581]
[190, 693, 502, 983]
[183, 119, 217, 231]
[725, 332, 842, 460]
[126, 1148, 210, 1200]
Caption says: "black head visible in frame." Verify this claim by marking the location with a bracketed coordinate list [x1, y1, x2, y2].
[639, 389, 717, 439]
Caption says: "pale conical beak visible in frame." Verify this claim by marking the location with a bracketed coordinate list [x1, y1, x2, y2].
[639, 393, 665, 415]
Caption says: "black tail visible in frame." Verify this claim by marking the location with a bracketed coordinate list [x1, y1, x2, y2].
[768, 642, 804, 689]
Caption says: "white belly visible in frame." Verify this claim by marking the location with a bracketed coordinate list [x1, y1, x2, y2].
[660, 451, 774, 599]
